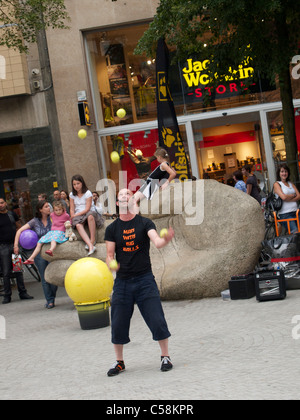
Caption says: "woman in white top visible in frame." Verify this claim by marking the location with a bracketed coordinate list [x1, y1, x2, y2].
[273, 163, 300, 234]
[70, 174, 104, 255]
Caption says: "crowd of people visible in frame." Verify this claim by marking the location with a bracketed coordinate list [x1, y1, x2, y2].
[0, 146, 177, 376]
[2, 148, 300, 376]
[0, 150, 176, 376]
[0, 175, 108, 307]
[229, 163, 300, 234]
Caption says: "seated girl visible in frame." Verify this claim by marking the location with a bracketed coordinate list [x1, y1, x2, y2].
[70, 174, 104, 255]
[24, 201, 70, 264]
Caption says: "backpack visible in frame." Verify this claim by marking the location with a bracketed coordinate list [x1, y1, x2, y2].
[265, 191, 282, 212]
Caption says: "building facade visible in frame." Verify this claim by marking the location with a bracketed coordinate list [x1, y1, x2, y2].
[1, 0, 300, 217]
[0, 30, 66, 222]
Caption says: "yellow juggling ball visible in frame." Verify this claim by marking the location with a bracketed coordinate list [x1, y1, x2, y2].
[116, 108, 126, 118]
[110, 151, 120, 164]
[78, 129, 87, 139]
[160, 228, 168, 238]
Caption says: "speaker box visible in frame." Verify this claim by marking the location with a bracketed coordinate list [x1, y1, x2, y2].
[255, 269, 286, 301]
[229, 274, 256, 299]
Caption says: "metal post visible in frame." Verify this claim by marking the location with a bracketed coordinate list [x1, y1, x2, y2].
[83, 37, 107, 179]
[259, 110, 276, 189]
[185, 121, 200, 179]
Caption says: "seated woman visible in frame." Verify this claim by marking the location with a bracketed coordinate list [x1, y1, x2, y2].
[70, 174, 104, 255]
[273, 163, 300, 234]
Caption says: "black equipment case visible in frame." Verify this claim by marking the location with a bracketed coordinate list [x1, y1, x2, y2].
[229, 273, 256, 299]
[254, 269, 286, 301]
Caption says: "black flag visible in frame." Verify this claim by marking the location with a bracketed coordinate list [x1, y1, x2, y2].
[156, 38, 190, 181]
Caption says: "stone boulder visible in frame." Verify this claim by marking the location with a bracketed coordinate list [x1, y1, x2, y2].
[43, 180, 264, 299]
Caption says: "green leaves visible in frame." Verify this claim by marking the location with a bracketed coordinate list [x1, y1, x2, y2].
[136, 0, 300, 81]
[0, 0, 70, 52]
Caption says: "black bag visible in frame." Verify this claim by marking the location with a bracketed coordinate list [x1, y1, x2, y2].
[261, 233, 300, 261]
[266, 191, 282, 211]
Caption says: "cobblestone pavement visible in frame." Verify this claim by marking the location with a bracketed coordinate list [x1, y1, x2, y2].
[1, 273, 300, 401]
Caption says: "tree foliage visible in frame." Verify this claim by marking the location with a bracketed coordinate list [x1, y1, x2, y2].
[136, 0, 300, 181]
[136, 0, 299, 81]
[0, 0, 70, 53]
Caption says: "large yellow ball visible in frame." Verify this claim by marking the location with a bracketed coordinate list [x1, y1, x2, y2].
[78, 129, 87, 139]
[65, 258, 114, 304]
[110, 151, 120, 164]
[116, 108, 126, 118]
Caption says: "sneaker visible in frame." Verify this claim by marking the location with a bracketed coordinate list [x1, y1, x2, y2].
[107, 360, 125, 377]
[160, 356, 173, 372]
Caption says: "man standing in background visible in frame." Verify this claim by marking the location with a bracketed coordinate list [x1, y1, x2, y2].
[0, 197, 33, 304]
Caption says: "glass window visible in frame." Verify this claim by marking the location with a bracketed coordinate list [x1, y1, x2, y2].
[194, 120, 267, 190]
[85, 24, 300, 127]
[175, 56, 281, 115]
[101, 126, 191, 190]
[3, 178, 33, 223]
[0, 139, 33, 222]
[85, 23, 157, 128]
[0, 143, 26, 171]
[267, 109, 300, 174]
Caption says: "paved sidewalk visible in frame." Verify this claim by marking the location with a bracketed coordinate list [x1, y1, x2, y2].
[1, 274, 300, 400]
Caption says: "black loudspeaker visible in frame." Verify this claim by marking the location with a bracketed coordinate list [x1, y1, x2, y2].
[254, 269, 286, 301]
[229, 274, 256, 299]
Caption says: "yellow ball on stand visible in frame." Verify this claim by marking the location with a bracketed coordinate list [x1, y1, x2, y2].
[65, 257, 114, 329]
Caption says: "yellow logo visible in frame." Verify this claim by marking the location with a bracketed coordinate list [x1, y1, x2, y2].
[84, 103, 91, 126]
[158, 72, 172, 102]
[161, 126, 175, 148]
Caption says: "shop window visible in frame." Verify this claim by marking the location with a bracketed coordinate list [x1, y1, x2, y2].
[103, 126, 191, 191]
[0, 142, 26, 171]
[3, 178, 33, 223]
[85, 23, 294, 130]
[104, 128, 161, 192]
[85, 24, 300, 128]
[268, 109, 300, 171]
[195, 121, 265, 189]
[85, 24, 158, 128]
[0, 139, 33, 223]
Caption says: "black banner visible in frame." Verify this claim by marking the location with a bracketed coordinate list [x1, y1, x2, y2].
[156, 38, 190, 181]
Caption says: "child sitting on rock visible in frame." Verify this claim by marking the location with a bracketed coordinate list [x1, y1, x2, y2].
[24, 201, 70, 264]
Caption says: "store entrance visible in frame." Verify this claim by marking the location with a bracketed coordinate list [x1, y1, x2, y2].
[0, 170, 33, 223]
[193, 111, 267, 193]
[0, 137, 33, 223]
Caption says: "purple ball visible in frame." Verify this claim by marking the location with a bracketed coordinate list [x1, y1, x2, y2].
[19, 230, 39, 250]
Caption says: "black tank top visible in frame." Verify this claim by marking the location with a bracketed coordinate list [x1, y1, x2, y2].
[148, 162, 169, 181]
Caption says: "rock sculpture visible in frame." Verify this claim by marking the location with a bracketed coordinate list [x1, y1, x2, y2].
[43, 180, 264, 299]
